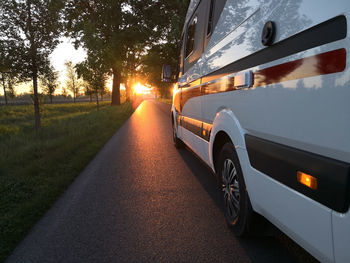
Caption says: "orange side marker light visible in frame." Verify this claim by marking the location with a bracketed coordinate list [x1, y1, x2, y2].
[297, 171, 318, 190]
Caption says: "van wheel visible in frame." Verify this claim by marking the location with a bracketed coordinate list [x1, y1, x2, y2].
[172, 119, 184, 148]
[218, 142, 252, 236]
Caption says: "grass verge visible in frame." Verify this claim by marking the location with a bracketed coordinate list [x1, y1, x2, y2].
[0, 101, 134, 262]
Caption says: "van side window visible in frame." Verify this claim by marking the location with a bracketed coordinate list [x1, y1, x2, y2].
[186, 16, 198, 58]
[207, 0, 215, 36]
[183, 1, 207, 73]
[204, 0, 227, 50]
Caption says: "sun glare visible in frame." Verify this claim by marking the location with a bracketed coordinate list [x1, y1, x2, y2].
[133, 83, 151, 95]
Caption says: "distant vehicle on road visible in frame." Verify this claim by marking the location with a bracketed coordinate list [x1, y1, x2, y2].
[162, 1, 350, 262]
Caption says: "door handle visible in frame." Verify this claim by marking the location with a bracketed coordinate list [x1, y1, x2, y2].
[234, 71, 254, 89]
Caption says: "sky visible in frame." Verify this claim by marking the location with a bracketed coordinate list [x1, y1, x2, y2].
[1, 37, 87, 95]
[50, 37, 87, 92]
[51, 38, 118, 95]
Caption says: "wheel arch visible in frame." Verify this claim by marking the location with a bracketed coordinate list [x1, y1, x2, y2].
[210, 108, 258, 212]
[209, 108, 246, 173]
[212, 131, 232, 173]
[171, 105, 177, 124]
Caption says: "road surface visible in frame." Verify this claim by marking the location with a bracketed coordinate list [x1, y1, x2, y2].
[6, 100, 317, 263]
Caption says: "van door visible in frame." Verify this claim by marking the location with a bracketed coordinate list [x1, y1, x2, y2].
[180, 0, 208, 159]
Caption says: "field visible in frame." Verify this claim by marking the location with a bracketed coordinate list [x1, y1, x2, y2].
[0, 101, 134, 262]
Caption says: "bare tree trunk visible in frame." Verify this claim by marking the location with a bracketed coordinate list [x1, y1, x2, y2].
[50, 94, 53, 104]
[1, 74, 8, 105]
[89, 93, 92, 102]
[130, 78, 135, 101]
[73, 77, 76, 103]
[27, 0, 40, 131]
[125, 81, 130, 102]
[33, 72, 41, 131]
[111, 67, 121, 105]
[96, 89, 99, 111]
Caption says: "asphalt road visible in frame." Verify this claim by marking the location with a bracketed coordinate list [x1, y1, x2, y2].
[6, 100, 317, 263]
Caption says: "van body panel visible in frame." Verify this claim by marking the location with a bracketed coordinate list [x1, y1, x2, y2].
[203, 0, 348, 76]
[246, 163, 334, 263]
[200, 49, 350, 162]
[332, 211, 350, 263]
[179, 125, 209, 163]
[181, 87, 201, 120]
[234, 143, 334, 262]
[173, 0, 350, 261]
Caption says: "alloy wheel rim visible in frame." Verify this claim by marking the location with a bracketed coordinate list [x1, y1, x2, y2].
[222, 159, 240, 220]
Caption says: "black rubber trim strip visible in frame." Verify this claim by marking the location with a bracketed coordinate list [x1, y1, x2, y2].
[180, 115, 212, 142]
[182, 116, 202, 138]
[202, 15, 347, 83]
[245, 135, 350, 213]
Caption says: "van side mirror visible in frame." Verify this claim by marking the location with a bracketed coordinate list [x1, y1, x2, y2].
[161, 64, 175, 82]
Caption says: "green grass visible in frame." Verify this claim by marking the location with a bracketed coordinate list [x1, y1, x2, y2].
[157, 97, 172, 105]
[0, 101, 134, 262]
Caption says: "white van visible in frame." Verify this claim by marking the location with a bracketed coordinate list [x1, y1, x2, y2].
[163, 0, 350, 262]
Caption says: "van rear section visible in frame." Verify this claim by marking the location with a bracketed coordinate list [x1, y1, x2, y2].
[170, 0, 350, 262]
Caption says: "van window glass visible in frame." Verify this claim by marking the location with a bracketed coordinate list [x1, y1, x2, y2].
[183, 0, 208, 73]
[207, 0, 215, 36]
[186, 16, 197, 58]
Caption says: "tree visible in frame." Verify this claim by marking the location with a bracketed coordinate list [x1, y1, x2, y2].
[121, 45, 145, 102]
[0, 0, 64, 131]
[0, 40, 19, 105]
[65, 61, 80, 103]
[0, 42, 9, 105]
[99, 85, 107, 101]
[61, 87, 69, 98]
[0, 75, 8, 105]
[0, 72, 18, 104]
[83, 81, 94, 102]
[65, 1, 124, 105]
[141, 45, 172, 98]
[65, 0, 167, 106]
[76, 54, 108, 111]
[41, 65, 59, 103]
[140, 0, 190, 98]
[5, 75, 17, 99]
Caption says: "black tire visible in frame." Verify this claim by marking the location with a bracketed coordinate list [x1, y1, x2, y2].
[217, 142, 253, 236]
[172, 116, 184, 148]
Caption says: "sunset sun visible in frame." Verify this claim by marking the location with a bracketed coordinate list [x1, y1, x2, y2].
[133, 83, 151, 95]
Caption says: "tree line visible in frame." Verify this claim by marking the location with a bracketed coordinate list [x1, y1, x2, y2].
[0, 0, 190, 131]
